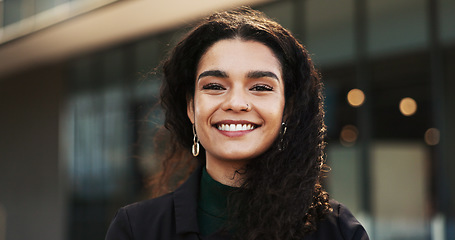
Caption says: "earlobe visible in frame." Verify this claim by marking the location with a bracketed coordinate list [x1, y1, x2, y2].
[187, 98, 195, 124]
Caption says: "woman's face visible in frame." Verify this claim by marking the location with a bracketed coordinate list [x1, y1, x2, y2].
[187, 39, 285, 167]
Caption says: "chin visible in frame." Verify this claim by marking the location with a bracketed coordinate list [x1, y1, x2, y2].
[218, 152, 260, 162]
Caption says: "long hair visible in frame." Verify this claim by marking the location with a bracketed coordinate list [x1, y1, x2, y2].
[155, 7, 331, 239]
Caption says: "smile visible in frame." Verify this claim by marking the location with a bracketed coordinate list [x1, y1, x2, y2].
[216, 123, 256, 131]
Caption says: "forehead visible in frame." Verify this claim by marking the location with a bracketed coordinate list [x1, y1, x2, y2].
[197, 39, 282, 75]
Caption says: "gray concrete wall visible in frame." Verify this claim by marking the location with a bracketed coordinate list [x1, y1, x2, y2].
[0, 65, 66, 240]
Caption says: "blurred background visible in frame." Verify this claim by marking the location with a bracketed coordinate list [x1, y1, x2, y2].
[0, 0, 454, 239]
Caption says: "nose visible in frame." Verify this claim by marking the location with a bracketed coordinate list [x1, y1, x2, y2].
[221, 87, 251, 112]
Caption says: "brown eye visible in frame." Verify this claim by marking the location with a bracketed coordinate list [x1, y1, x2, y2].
[202, 83, 225, 90]
[251, 84, 273, 91]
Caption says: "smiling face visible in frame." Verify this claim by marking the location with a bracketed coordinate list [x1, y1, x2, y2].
[187, 39, 285, 172]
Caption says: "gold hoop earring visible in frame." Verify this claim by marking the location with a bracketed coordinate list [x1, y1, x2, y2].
[192, 124, 200, 157]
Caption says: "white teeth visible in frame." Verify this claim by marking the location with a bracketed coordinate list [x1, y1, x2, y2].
[217, 123, 255, 131]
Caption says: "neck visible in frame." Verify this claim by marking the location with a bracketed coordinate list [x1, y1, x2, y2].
[205, 159, 246, 187]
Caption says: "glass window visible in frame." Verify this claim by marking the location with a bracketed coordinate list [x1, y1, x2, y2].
[371, 142, 429, 240]
[3, 0, 22, 26]
[260, 1, 294, 32]
[368, 0, 427, 55]
[36, 0, 56, 14]
[305, 0, 355, 66]
[440, 0, 455, 44]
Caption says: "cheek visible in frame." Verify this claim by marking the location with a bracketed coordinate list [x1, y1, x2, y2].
[193, 95, 217, 123]
[263, 97, 285, 118]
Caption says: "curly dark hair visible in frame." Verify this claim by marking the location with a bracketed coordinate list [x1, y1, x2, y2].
[154, 6, 331, 240]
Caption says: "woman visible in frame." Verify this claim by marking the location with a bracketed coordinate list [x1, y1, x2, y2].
[106, 7, 369, 240]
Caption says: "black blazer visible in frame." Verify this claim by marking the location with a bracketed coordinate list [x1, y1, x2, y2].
[105, 167, 369, 240]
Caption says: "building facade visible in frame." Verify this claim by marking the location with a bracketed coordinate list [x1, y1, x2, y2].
[0, 0, 454, 239]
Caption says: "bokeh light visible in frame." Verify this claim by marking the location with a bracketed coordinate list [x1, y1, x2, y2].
[347, 89, 365, 107]
[424, 128, 440, 146]
[340, 125, 359, 146]
[399, 97, 417, 116]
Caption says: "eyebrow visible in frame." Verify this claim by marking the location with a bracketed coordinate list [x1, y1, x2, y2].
[197, 70, 228, 80]
[247, 71, 279, 81]
[197, 70, 280, 81]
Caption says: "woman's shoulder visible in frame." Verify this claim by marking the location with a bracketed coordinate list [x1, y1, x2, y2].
[105, 193, 176, 240]
[124, 192, 174, 210]
[118, 192, 175, 222]
[106, 168, 202, 239]
[307, 199, 370, 240]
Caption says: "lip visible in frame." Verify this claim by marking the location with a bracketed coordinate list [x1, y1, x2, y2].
[212, 120, 260, 138]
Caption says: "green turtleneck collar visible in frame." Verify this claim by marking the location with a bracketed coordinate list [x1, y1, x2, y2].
[197, 167, 237, 236]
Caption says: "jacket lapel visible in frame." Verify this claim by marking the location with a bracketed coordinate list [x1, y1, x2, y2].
[173, 166, 202, 236]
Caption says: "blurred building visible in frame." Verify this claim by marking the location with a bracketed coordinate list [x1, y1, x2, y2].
[0, 0, 454, 239]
